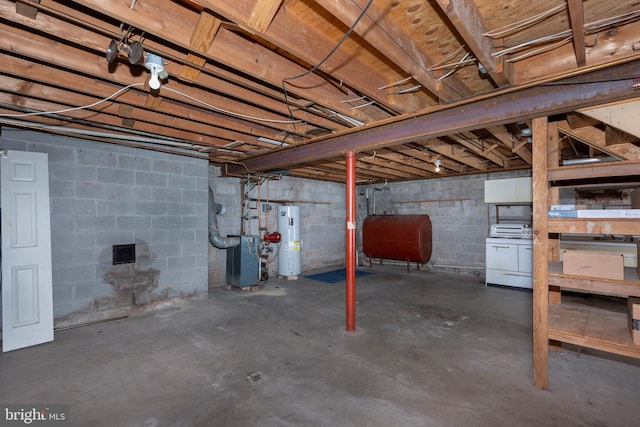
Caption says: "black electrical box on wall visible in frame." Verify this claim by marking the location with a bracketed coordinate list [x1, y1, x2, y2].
[113, 244, 136, 265]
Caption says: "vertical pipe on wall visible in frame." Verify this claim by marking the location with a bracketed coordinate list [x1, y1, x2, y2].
[345, 151, 356, 332]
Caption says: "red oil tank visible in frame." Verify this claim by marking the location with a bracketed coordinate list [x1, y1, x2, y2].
[362, 215, 432, 263]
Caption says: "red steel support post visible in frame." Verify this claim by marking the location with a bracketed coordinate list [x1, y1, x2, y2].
[346, 150, 356, 332]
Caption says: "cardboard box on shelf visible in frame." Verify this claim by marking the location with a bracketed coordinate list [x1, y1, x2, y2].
[628, 297, 640, 345]
[562, 250, 624, 280]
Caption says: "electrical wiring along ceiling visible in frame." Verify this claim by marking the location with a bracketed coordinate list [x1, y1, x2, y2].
[1, 0, 640, 182]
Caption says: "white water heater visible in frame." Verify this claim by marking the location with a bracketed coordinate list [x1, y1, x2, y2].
[277, 205, 301, 277]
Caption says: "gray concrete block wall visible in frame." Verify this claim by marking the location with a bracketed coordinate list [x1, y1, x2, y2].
[208, 168, 346, 285]
[207, 167, 533, 282]
[0, 129, 208, 320]
[356, 170, 532, 276]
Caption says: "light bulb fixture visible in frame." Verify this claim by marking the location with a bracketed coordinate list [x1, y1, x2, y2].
[106, 39, 119, 63]
[105, 39, 143, 65]
[127, 41, 144, 65]
[145, 53, 165, 90]
[434, 159, 441, 172]
[0, 148, 8, 159]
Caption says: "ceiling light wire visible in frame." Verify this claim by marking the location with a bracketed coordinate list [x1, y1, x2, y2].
[0, 83, 145, 118]
[428, 55, 476, 72]
[428, 45, 467, 71]
[341, 95, 367, 103]
[162, 86, 301, 125]
[0, 80, 301, 149]
[377, 76, 413, 90]
[490, 9, 640, 61]
[482, 3, 566, 39]
[349, 100, 376, 109]
[280, 0, 375, 127]
[392, 85, 422, 94]
[506, 37, 573, 62]
[436, 53, 474, 81]
[282, 0, 374, 84]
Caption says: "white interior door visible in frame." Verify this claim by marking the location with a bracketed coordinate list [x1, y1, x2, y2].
[1, 150, 53, 352]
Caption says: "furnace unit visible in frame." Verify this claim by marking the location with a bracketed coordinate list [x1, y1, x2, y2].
[226, 235, 260, 287]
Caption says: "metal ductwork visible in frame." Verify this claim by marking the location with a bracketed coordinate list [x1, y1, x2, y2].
[208, 187, 240, 249]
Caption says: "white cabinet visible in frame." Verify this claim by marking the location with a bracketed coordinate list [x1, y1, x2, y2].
[486, 237, 533, 289]
[484, 177, 532, 203]
[518, 244, 533, 273]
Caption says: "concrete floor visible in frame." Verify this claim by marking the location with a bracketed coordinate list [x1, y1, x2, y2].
[1, 266, 639, 427]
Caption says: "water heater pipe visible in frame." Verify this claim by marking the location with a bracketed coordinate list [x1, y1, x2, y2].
[208, 187, 240, 249]
[346, 151, 356, 332]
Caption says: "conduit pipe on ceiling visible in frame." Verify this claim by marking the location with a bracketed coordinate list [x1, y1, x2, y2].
[0, 118, 208, 151]
[209, 187, 240, 249]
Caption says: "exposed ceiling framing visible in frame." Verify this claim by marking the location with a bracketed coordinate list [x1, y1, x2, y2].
[2, 0, 640, 183]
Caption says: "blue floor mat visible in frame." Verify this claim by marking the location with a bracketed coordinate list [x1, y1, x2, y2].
[305, 268, 373, 284]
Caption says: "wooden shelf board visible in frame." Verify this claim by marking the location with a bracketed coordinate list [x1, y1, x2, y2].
[548, 218, 640, 235]
[548, 301, 640, 359]
[548, 262, 640, 297]
[548, 161, 640, 182]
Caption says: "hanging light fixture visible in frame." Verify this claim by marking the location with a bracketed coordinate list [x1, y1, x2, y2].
[434, 159, 441, 172]
[106, 39, 119, 63]
[127, 41, 144, 64]
[144, 53, 165, 90]
[105, 39, 143, 64]
[106, 25, 145, 65]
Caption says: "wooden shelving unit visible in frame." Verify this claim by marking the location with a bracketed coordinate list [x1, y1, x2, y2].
[531, 117, 640, 389]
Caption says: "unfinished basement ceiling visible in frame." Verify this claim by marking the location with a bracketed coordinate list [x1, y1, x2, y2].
[1, 0, 640, 182]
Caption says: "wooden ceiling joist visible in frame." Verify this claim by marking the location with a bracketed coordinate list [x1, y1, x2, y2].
[181, 11, 222, 82]
[246, 0, 283, 33]
[567, 0, 587, 68]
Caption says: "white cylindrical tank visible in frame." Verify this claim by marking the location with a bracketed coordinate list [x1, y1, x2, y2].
[277, 205, 301, 277]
